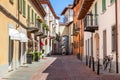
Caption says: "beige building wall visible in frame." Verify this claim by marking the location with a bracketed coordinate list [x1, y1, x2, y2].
[0, 0, 45, 75]
[68, 23, 73, 54]
[59, 25, 69, 36]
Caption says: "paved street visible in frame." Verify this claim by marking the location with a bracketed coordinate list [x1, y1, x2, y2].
[1, 55, 120, 80]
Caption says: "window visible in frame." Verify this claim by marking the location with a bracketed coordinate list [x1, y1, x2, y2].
[27, 5, 30, 23]
[32, 10, 34, 24]
[19, 0, 22, 13]
[110, 0, 115, 4]
[35, 13, 37, 26]
[23, 0, 26, 17]
[112, 26, 116, 52]
[102, 0, 106, 12]
[9, 0, 14, 4]
[95, 2, 98, 25]
[95, 3, 97, 14]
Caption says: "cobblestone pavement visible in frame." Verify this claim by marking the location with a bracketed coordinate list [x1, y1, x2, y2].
[1, 55, 120, 80]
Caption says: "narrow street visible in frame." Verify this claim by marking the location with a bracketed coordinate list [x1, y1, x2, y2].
[1, 55, 120, 80]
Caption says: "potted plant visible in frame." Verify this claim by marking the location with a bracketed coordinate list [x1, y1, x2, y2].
[34, 51, 39, 62]
[38, 52, 42, 60]
[26, 48, 33, 64]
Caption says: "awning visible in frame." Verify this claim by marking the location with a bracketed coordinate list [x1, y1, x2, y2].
[9, 28, 20, 40]
[20, 33, 28, 42]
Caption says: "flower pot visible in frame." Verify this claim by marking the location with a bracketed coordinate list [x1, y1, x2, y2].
[34, 53, 39, 61]
[26, 54, 33, 64]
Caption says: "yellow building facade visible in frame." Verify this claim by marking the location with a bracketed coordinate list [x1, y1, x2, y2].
[0, 0, 46, 75]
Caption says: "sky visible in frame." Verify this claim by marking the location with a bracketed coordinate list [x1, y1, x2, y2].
[50, 0, 74, 22]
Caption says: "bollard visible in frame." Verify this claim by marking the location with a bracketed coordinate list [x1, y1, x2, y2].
[86, 55, 88, 66]
[92, 57, 95, 71]
[97, 58, 100, 75]
[89, 56, 91, 68]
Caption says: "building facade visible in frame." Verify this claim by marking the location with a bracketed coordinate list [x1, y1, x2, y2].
[40, 0, 59, 55]
[61, 4, 74, 55]
[73, 0, 84, 60]
[78, 0, 120, 73]
[0, 0, 46, 75]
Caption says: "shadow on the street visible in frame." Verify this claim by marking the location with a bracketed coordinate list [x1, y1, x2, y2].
[42, 55, 71, 80]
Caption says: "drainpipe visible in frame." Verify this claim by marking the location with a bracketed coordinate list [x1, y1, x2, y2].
[115, 0, 119, 73]
[91, 33, 95, 71]
[79, 34, 80, 59]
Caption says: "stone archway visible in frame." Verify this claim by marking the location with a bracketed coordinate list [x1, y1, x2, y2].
[94, 33, 99, 61]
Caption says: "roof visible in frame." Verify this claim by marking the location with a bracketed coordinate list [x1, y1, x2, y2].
[78, 0, 95, 19]
[31, 0, 46, 18]
[40, 0, 60, 19]
[61, 4, 73, 15]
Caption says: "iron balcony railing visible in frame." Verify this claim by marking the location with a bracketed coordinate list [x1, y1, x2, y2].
[84, 14, 98, 32]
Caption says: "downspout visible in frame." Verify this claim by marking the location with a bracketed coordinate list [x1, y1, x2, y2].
[79, 33, 80, 59]
[115, 0, 119, 73]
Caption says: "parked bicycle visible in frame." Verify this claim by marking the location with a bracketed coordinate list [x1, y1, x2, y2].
[103, 55, 113, 72]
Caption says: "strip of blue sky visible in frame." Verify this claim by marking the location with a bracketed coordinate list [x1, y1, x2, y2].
[50, 0, 73, 22]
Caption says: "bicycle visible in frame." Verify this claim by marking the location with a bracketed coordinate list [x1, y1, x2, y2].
[103, 55, 113, 72]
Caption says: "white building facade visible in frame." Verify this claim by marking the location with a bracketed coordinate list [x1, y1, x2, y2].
[82, 0, 120, 73]
[40, 0, 59, 55]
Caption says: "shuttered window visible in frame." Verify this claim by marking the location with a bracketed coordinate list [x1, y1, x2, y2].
[32, 10, 34, 24]
[35, 13, 37, 26]
[102, 0, 106, 12]
[110, 0, 114, 4]
[19, 0, 22, 13]
[95, 2, 98, 25]
[27, 5, 30, 23]
[23, 0, 26, 17]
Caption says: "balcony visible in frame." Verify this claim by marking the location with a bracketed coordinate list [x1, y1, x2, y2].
[84, 14, 98, 33]
[27, 21, 39, 33]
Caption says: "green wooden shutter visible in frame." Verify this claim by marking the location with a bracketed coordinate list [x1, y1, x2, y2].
[95, 3, 97, 14]
[95, 2, 97, 25]
[23, 0, 26, 17]
[102, 0, 106, 12]
[27, 5, 30, 23]
[32, 10, 34, 24]
[110, 0, 114, 4]
[35, 13, 37, 26]
[19, 0, 22, 13]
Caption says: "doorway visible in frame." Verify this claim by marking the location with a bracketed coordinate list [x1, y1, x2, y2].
[94, 33, 99, 60]
[8, 36, 14, 70]
[103, 30, 107, 58]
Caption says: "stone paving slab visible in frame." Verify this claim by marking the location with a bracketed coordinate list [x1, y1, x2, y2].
[1, 55, 120, 80]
